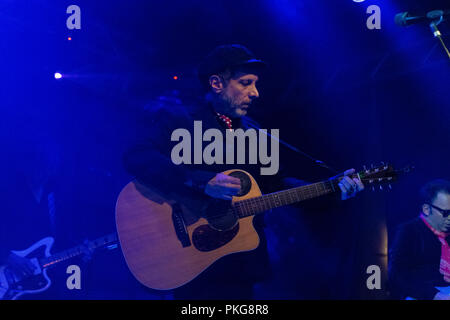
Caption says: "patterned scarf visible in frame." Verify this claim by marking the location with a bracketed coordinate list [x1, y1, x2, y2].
[215, 112, 233, 130]
[420, 214, 450, 282]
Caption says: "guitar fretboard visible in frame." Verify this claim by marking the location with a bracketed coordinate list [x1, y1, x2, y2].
[39, 234, 118, 268]
[233, 180, 337, 217]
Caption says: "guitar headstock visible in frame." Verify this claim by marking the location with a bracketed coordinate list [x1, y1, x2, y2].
[356, 163, 414, 190]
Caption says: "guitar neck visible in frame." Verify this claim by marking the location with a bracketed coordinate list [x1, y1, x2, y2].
[39, 233, 118, 268]
[234, 179, 338, 218]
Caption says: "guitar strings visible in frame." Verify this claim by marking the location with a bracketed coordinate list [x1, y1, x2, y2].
[202, 176, 390, 221]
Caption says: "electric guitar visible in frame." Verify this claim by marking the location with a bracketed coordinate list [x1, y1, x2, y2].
[115, 164, 412, 290]
[0, 233, 118, 300]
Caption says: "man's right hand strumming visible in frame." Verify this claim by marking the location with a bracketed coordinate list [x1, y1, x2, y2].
[205, 173, 241, 200]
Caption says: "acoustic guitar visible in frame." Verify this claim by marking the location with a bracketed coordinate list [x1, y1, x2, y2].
[115, 164, 411, 290]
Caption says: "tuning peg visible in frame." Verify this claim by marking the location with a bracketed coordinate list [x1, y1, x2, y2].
[388, 184, 392, 190]
[379, 185, 383, 191]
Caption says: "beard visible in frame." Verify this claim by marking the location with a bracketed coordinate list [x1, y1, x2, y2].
[218, 93, 247, 118]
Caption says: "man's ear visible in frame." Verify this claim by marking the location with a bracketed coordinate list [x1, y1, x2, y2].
[209, 75, 224, 94]
[423, 203, 431, 216]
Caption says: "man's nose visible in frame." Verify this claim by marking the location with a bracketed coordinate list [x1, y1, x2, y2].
[249, 85, 259, 99]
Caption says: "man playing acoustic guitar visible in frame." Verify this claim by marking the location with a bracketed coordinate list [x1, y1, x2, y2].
[122, 44, 364, 299]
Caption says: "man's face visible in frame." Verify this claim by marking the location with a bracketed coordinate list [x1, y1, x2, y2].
[218, 72, 259, 118]
[424, 192, 450, 232]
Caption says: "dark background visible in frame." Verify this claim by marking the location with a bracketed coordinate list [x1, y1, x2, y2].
[0, 0, 449, 299]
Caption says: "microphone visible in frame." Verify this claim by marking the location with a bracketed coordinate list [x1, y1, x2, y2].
[395, 9, 450, 59]
[395, 10, 450, 27]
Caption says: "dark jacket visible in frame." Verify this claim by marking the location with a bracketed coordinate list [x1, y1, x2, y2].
[122, 102, 288, 197]
[122, 101, 343, 299]
[389, 217, 449, 300]
[122, 102, 280, 298]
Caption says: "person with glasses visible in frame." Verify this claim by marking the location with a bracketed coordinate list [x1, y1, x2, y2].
[389, 179, 450, 300]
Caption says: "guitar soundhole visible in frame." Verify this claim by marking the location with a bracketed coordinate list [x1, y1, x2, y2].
[192, 224, 240, 252]
[229, 171, 251, 197]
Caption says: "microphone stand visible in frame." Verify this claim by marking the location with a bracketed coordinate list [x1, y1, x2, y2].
[428, 11, 450, 60]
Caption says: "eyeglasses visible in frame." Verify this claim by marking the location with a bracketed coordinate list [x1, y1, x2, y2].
[428, 203, 450, 218]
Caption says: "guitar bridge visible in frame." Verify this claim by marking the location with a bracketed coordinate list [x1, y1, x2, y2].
[172, 203, 191, 248]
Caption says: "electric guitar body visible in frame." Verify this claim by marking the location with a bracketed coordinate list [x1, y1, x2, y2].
[0, 237, 54, 300]
[0, 234, 117, 300]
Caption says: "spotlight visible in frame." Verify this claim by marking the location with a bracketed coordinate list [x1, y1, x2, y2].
[173, 76, 178, 80]
[353, 0, 365, 2]
[54, 72, 62, 79]
[68, 37, 72, 41]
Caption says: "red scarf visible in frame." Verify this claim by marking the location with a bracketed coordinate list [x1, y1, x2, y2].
[216, 112, 233, 130]
[420, 214, 450, 282]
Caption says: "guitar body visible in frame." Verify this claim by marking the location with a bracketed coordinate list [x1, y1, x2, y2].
[0, 237, 53, 300]
[115, 169, 263, 290]
[116, 163, 406, 291]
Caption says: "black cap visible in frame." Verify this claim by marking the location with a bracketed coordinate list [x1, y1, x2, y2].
[197, 44, 266, 88]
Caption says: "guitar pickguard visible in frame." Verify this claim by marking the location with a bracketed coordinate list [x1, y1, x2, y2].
[192, 223, 240, 252]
